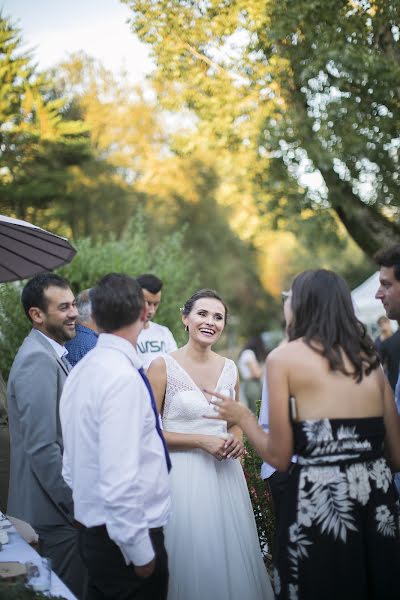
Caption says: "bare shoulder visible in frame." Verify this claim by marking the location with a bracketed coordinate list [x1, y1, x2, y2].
[267, 339, 305, 364]
[147, 356, 167, 377]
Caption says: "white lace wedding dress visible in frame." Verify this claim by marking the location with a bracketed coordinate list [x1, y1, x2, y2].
[162, 355, 274, 600]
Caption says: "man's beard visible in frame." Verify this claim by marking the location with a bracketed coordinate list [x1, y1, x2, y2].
[45, 321, 76, 344]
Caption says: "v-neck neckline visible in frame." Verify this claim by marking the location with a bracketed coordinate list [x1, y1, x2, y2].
[169, 354, 227, 403]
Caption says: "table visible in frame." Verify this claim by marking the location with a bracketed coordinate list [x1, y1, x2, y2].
[0, 515, 77, 599]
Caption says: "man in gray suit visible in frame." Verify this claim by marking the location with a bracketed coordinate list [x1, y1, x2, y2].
[7, 273, 86, 599]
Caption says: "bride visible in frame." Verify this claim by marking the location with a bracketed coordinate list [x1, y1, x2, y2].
[147, 289, 273, 600]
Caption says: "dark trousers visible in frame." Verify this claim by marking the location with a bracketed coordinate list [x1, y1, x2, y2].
[36, 523, 87, 600]
[265, 470, 291, 522]
[79, 526, 168, 600]
[264, 470, 291, 560]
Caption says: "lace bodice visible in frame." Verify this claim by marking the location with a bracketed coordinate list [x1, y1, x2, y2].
[162, 355, 237, 436]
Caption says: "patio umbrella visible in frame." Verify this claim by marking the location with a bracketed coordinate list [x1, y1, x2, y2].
[0, 215, 76, 283]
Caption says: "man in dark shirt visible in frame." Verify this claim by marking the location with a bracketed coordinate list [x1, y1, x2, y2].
[65, 289, 98, 366]
[380, 328, 400, 390]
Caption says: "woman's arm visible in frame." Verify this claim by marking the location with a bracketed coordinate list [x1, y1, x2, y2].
[205, 347, 294, 470]
[263, 350, 294, 470]
[147, 357, 229, 460]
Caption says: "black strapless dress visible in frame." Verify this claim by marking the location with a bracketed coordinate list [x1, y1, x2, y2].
[274, 417, 400, 599]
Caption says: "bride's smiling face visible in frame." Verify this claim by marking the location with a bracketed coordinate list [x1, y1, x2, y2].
[183, 298, 226, 345]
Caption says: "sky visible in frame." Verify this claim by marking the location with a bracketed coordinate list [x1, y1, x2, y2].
[1, 0, 153, 83]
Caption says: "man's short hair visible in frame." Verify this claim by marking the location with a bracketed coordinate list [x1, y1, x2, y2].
[75, 289, 92, 323]
[90, 273, 144, 333]
[136, 274, 163, 294]
[375, 245, 400, 282]
[21, 273, 71, 321]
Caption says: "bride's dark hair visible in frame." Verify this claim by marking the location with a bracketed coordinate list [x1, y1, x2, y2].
[182, 289, 228, 324]
[287, 269, 380, 382]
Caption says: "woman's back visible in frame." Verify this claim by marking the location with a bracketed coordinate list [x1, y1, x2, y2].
[272, 340, 400, 600]
[280, 339, 384, 421]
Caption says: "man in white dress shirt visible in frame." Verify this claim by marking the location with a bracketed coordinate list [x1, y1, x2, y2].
[136, 274, 177, 369]
[60, 273, 171, 600]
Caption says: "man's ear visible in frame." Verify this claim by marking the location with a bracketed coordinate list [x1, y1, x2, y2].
[28, 307, 44, 325]
[140, 306, 148, 323]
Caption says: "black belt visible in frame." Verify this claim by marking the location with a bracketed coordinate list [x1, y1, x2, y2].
[76, 522, 163, 534]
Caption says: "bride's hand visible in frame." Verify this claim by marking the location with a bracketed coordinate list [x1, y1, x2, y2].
[200, 435, 229, 461]
[223, 435, 245, 459]
[203, 389, 251, 426]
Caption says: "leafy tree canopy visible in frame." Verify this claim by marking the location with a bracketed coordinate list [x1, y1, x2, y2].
[0, 14, 91, 222]
[123, 0, 400, 256]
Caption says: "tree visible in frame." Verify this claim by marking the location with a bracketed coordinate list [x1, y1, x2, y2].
[0, 14, 91, 222]
[0, 216, 197, 381]
[123, 0, 400, 256]
[50, 52, 278, 329]
[135, 149, 280, 333]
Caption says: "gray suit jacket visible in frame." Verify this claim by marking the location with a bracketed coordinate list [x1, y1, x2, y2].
[7, 329, 74, 528]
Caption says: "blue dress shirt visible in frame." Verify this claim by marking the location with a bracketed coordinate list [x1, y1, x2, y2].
[394, 375, 400, 493]
[65, 323, 98, 367]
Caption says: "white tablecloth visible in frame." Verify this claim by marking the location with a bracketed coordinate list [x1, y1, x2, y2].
[0, 516, 77, 599]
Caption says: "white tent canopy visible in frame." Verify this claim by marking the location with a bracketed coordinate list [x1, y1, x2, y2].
[351, 272, 397, 332]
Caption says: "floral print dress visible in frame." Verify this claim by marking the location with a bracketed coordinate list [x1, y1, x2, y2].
[274, 417, 400, 599]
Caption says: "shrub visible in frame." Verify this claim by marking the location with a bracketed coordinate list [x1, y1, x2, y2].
[242, 438, 276, 556]
[0, 217, 197, 380]
[241, 399, 276, 556]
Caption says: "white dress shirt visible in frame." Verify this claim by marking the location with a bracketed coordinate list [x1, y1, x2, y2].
[60, 333, 171, 566]
[259, 378, 297, 479]
[36, 329, 69, 359]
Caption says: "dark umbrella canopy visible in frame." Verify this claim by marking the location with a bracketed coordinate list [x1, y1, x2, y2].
[0, 215, 76, 283]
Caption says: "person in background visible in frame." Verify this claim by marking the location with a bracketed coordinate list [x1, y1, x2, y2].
[374, 315, 393, 356]
[379, 327, 400, 391]
[375, 245, 400, 492]
[136, 274, 177, 370]
[238, 334, 268, 414]
[60, 273, 171, 600]
[65, 289, 98, 367]
[259, 372, 294, 525]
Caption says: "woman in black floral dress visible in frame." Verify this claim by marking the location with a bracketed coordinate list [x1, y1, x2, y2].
[208, 269, 400, 599]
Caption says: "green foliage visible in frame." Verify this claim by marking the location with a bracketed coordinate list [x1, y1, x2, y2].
[0, 282, 30, 382]
[124, 0, 400, 255]
[242, 407, 276, 556]
[141, 155, 280, 334]
[58, 215, 197, 345]
[0, 14, 91, 221]
[0, 216, 196, 380]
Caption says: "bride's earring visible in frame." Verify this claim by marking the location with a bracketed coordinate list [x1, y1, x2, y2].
[185, 325, 189, 332]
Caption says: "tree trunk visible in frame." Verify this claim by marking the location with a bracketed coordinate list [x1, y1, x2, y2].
[288, 80, 400, 258]
[322, 168, 400, 257]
